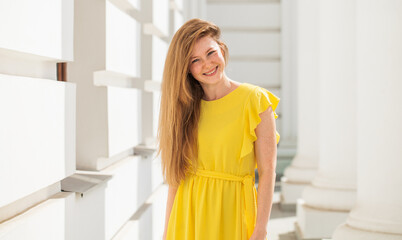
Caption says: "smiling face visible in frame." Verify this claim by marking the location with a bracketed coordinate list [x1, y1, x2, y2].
[189, 35, 226, 86]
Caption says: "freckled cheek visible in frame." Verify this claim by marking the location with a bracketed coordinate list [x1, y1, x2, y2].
[189, 65, 200, 76]
[214, 60, 225, 72]
[212, 54, 225, 66]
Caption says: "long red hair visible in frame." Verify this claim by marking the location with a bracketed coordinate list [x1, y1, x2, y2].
[156, 18, 228, 186]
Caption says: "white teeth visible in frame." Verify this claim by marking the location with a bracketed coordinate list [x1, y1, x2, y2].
[204, 67, 217, 75]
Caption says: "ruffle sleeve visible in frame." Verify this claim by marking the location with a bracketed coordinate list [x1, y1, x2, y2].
[240, 86, 280, 160]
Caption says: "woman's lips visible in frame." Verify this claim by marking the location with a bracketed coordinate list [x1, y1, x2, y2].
[203, 66, 218, 76]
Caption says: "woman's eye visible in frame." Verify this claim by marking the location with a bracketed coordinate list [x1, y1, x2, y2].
[208, 51, 216, 56]
[192, 59, 199, 64]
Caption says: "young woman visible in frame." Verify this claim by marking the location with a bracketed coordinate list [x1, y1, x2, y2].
[157, 18, 280, 240]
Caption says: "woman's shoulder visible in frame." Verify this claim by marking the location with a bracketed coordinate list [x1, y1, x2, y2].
[226, 81, 277, 106]
[240, 82, 266, 98]
[241, 83, 280, 108]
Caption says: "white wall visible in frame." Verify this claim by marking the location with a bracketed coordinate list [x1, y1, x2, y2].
[106, 1, 140, 77]
[207, 3, 280, 29]
[0, 1, 76, 238]
[0, 0, 174, 238]
[107, 87, 141, 157]
[69, 0, 142, 171]
[0, 0, 73, 60]
[0, 74, 76, 209]
[0, 193, 74, 240]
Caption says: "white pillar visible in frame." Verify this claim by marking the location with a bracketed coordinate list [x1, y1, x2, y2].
[280, 0, 319, 209]
[278, 0, 298, 163]
[332, 1, 402, 239]
[280, 0, 298, 147]
[184, 0, 206, 20]
[296, 0, 357, 239]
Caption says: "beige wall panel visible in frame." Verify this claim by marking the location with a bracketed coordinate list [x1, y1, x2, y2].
[152, 37, 168, 81]
[0, 0, 73, 60]
[207, 2, 280, 29]
[173, 10, 184, 32]
[223, 32, 280, 57]
[106, 1, 140, 77]
[226, 61, 280, 87]
[0, 193, 74, 240]
[107, 87, 141, 157]
[153, 0, 170, 35]
[0, 74, 76, 208]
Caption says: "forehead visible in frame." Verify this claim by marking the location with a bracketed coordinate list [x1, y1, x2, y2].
[191, 36, 218, 56]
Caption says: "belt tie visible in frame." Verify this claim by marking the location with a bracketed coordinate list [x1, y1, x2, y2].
[195, 169, 257, 239]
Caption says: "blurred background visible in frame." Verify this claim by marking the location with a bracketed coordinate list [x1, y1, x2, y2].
[0, 0, 401, 239]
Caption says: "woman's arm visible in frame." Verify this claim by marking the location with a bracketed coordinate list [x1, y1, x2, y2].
[163, 184, 178, 240]
[250, 106, 277, 240]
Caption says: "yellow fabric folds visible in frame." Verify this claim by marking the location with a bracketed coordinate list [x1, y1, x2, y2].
[195, 169, 257, 239]
[166, 83, 279, 240]
[240, 87, 280, 161]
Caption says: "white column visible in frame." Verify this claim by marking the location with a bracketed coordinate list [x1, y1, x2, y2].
[296, 0, 357, 239]
[184, 0, 206, 20]
[279, 0, 298, 157]
[332, 1, 402, 239]
[0, 0, 76, 234]
[280, 0, 319, 209]
[69, 0, 142, 171]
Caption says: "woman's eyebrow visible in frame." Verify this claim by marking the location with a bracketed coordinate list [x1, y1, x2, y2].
[205, 47, 213, 53]
[191, 47, 214, 60]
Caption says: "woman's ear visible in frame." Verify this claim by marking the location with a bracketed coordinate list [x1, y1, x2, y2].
[218, 43, 227, 63]
[219, 45, 225, 58]
[219, 47, 227, 66]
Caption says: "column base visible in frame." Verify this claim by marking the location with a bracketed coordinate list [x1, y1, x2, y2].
[280, 164, 317, 210]
[280, 176, 310, 211]
[296, 199, 349, 239]
[333, 223, 402, 240]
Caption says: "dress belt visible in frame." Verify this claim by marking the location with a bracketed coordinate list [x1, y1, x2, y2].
[195, 169, 257, 238]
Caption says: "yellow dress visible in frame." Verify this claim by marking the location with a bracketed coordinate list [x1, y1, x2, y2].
[166, 83, 280, 240]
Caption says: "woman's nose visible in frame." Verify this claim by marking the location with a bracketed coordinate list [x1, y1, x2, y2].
[203, 59, 213, 69]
